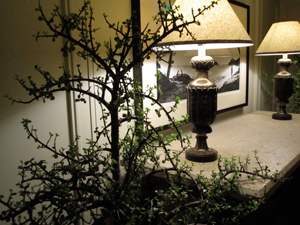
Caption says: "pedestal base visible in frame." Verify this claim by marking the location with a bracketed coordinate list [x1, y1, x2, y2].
[272, 112, 292, 120]
[185, 148, 218, 163]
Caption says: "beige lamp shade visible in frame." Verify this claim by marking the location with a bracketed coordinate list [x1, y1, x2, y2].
[256, 21, 300, 56]
[157, 0, 253, 50]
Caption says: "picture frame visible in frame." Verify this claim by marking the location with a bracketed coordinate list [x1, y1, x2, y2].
[134, 0, 250, 129]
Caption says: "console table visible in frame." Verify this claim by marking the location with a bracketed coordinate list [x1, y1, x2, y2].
[153, 111, 300, 198]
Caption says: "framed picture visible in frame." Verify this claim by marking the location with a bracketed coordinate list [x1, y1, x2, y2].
[156, 47, 243, 103]
[136, 0, 250, 128]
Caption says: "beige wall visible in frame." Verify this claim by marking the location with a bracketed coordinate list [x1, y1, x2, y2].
[0, 0, 69, 199]
[256, 0, 280, 112]
[279, 0, 300, 21]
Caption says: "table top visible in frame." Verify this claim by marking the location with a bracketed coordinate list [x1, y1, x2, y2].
[154, 111, 300, 198]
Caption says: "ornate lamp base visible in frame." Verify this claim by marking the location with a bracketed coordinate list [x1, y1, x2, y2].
[186, 148, 218, 162]
[272, 103, 292, 120]
[185, 55, 218, 163]
[185, 134, 218, 163]
[272, 57, 294, 120]
[272, 112, 292, 120]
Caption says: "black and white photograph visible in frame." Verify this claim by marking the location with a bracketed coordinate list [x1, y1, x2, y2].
[157, 48, 242, 104]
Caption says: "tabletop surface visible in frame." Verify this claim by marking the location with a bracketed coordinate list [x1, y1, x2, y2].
[154, 111, 300, 198]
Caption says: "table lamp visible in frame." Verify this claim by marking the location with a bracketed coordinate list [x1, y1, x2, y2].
[256, 21, 300, 120]
[156, 0, 253, 162]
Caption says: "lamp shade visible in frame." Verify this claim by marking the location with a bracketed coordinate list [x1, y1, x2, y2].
[157, 0, 253, 50]
[256, 21, 300, 56]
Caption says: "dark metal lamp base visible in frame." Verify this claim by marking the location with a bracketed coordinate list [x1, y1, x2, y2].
[272, 112, 292, 120]
[185, 148, 218, 163]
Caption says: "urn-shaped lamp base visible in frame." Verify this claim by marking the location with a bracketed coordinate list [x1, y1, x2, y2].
[273, 57, 294, 120]
[185, 134, 218, 162]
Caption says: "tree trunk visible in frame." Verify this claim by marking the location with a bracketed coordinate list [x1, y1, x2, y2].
[111, 105, 121, 186]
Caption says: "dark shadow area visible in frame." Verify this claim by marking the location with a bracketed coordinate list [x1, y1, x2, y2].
[238, 165, 300, 225]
